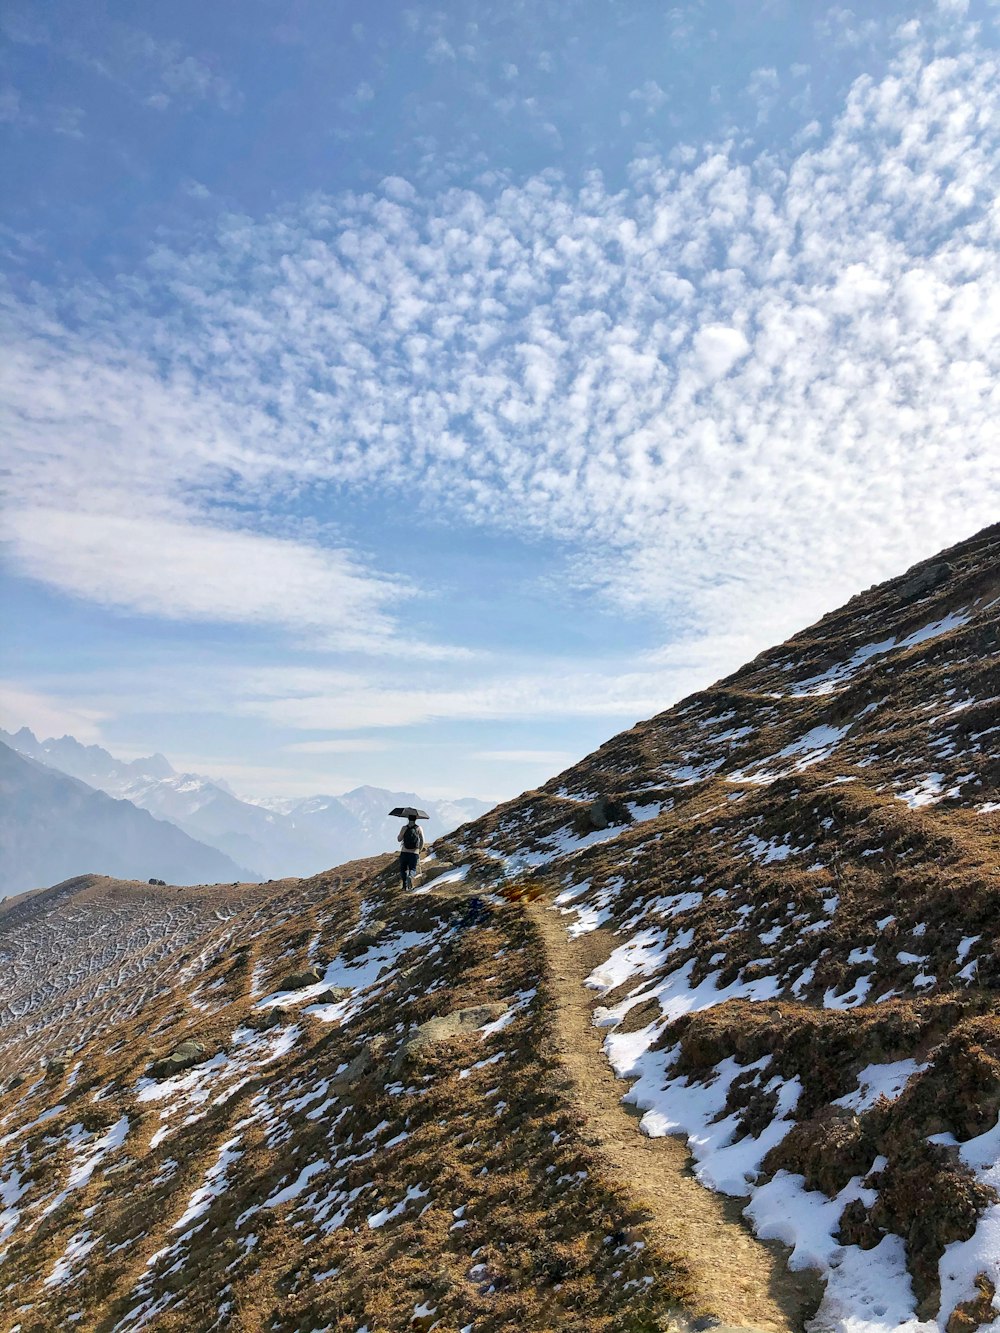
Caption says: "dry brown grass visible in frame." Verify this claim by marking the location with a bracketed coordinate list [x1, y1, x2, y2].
[0, 862, 692, 1332]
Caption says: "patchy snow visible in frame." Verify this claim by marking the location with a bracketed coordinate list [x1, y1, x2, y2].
[833, 1060, 927, 1113]
[664, 759, 726, 785]
[730, 724, 849, 783]
[933, 1115, 1000, 1320]
[824, 975, 873, 1010]
[773, 724, 850, 774]
[625, 801, 665, 823]
[38, 1116, 131, 1222]
[137, 1026, 299, 1147]
[265, 1159, 328, 1209]
[747, 1171, 931, 1331]
[555, 875, 624, 938]
[588, 930, 673, 995]
[0, 1169, 28, 1247]
[787, 611, 969, 698]
[743, 835, 797, 864]
[367, 1183, 429, 1229]
[790, 639, 897, 696]
[44, 1229, 96, 1288]
[480, 989, 535, 1038]
[957, 935, 981, 963]
[172, 1137, 242, 1233]
[597, 954, 782, 1036]
[426, 864, 470, 888]
[897, 610, 970, 649]
[896, 773, 950, 808]
[847, 946, 876, 966]
[259, 930, 433, 1013]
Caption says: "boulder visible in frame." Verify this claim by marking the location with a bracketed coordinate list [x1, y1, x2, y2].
[347, 922, 387, 954]
[149, 1039, 207, 1080]
[587, 797, 611, 830]
[329, 1043, 378, 1090]
[585, 797, 633, 830]
[402, 1003, 509, 1062]
[419, 860, 456, 883]
[899, 562, 952, 601]
[276, 967, 323, 992]
[314, 987, 351, 1005]
[245, 1008, 283, 1032]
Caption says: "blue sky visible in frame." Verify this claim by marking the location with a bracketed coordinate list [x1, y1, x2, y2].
[2, 0, 1000, 801]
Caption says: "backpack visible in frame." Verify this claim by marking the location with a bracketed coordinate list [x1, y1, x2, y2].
[402, 823, 421, 851]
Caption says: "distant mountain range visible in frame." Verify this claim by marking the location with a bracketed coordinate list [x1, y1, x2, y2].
[0, 740, 255, 896]
[0, 727, 494, 890]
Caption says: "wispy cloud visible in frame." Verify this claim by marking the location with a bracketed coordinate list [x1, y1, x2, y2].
[0, 682, 107, 742]
[476, 748, 576, 764]
[2, 508, 439, 655]
[628, 80, 668, 115]
[284, 738, 392, 754]
[234, 659, 715, 731]
[0, 10, 241, 114]
[4, 20, 1000, 718]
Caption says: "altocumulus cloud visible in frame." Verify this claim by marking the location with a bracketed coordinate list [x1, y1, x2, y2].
[3, 20, 1000, 700]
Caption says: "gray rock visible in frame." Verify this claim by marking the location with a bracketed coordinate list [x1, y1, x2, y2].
[329, 1043, 378, 1089]
[314, 987, 351, 1005]
[419, 860, 456, 883]
[586, 796, 633, 830]
[402, 1003, 509, 1061]
[245, 1008, 283, 1032]
[899, 562, 951, 601]
[149, 1038, 207, 1080]
[587, 797, 611, 830]
[276, 967, 323, 992]
[348, 921, 387, 953]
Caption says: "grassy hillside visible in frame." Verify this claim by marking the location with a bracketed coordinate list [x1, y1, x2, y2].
[0, 865, 689, 1331]
[435, 521, 1000, 1331]
[2, 522, 997, 1332]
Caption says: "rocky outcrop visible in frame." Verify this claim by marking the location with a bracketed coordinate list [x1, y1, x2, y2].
[276, 967, 322, 991]
[148, 1038, 207, 1080]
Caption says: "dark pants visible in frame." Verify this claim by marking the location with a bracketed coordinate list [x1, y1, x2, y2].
[399, 850, 418, 888]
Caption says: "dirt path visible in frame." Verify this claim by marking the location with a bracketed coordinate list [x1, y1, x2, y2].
[527, 897, 821, 1333]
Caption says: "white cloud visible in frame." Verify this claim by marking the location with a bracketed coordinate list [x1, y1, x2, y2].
[2, 11, 240, 113]
[690, 324, 751, 381]
[235, 661, 704, 731]
[629, 80, 668, 115]
[476, 749, 576, 764]
[284, 738, 391, 753]
[4, 23, 1000, 726]
[0, 683, 107, 743]
[1, 507, 466, 659]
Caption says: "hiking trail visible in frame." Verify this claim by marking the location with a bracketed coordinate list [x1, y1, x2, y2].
[526, 893, 821, 1333]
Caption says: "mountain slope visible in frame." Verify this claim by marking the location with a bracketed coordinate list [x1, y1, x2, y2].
[0, 743, 257, 896]
[0, 868, 693, 1332]
[1, 523, 998, 1332]
[433, 520, 1000, 1331]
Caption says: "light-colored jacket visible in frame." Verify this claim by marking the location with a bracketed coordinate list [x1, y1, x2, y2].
[397, 823, 424, 852]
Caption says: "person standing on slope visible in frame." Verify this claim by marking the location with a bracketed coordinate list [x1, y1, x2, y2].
[397, 815, 424, 891]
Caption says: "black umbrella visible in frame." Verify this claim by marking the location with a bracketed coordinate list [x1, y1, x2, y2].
[389, 806, 429, 819]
